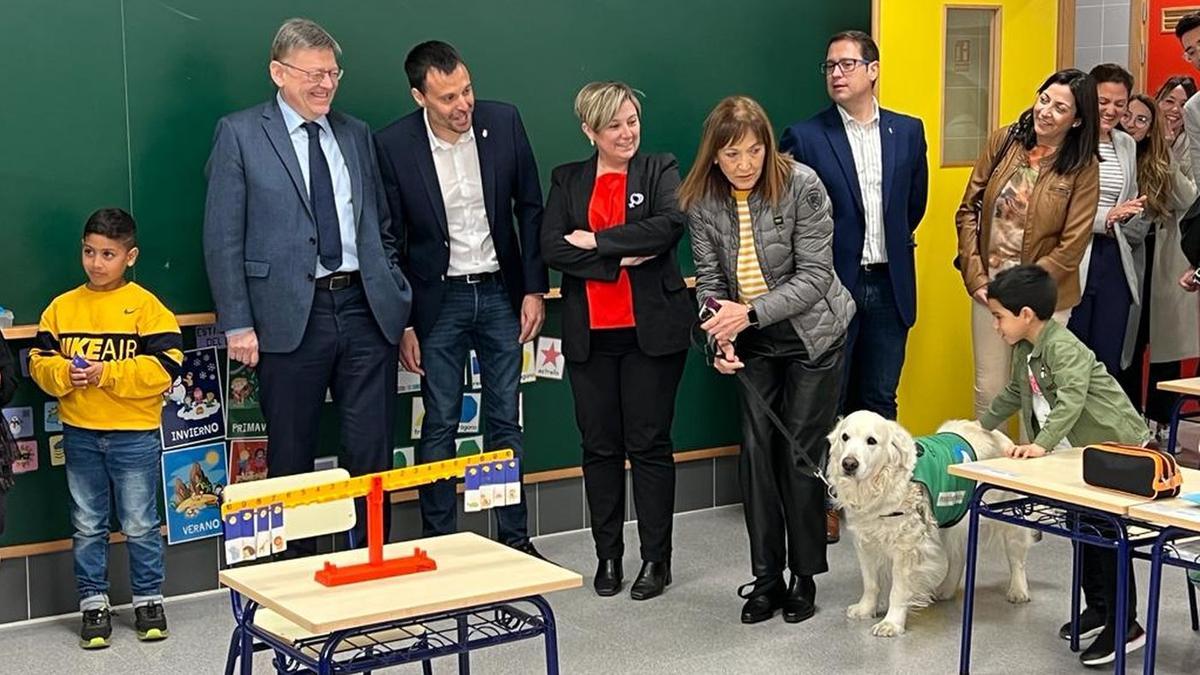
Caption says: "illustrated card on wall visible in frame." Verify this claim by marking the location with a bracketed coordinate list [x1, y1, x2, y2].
[2, 406, 34, 439]
[226, 357, 266, 438]
[393, 446, 415, 469]
[48, 434, 65, 466]
[468, 350, 481, 389]
[13, 440, 38, 473]
[520, 341, 536, 383]
[397, 363, 421, 394]
[455, 435, 484, 457]
[161, 347, 226, 450]
[535, 337, 564, 380]
[228, 438, 269, 484]
[411, 397, 425, 439]
[194, 324, 227, 350]
[161, 441, 228, 544]
[44, 401, 62, 433]
[518, 392, 524, 427]
[458, 393, 481, 433]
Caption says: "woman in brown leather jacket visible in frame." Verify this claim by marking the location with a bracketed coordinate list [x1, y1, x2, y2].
[955, 68, 1101, 417]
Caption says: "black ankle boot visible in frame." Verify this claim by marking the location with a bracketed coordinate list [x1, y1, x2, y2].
[630, 560, 671, 600]
[738, 576, 786, 624]
[593, 558, 623, 597]
[782, 574, 816, 623]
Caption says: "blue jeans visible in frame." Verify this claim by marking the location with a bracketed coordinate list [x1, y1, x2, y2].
[839, 266, 910, 419]
[63, 425, 164, 611]
[418, 277, 527, 544]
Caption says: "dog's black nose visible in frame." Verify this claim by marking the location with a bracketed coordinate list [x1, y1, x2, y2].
[841, 457, 859, 475]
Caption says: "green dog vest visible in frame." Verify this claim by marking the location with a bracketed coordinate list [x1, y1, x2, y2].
[910, 432, 978, 528]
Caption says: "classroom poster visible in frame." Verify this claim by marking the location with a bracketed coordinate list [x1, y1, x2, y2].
[48, 434, 65, 466]
[393, 446, 415, 469]
[411, 397, 425, 439]
[396, 364, 421, 394]
[535, 337, 565, 380]
[226, 358, 266, 438]
[455, 436, 484, 457]
[13, 440, 38, 474]
[520, 341, 536, 383]
[458, 393, 481, 433]
[193, 324, 227, 350]
[43, 401, 62, 432]
[466, 350, 481, 389]
[2, 406, 34, 439]
[161, 441, 228, 544]
[228, 438, 269, 484]
[160, 347, 226, 450]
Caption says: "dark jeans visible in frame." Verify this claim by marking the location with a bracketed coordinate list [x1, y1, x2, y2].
[417, 277, 528, 545]
[736, 321, 843, 580]
[1069, 237, 1132, 376]
[567, 328, 686, 562]
[840, 265, 909, 419]
[63, 426, 164, 610]
[257, 283, 397, 550]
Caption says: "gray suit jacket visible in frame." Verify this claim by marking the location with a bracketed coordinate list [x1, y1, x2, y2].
[203, 99, 411, 352]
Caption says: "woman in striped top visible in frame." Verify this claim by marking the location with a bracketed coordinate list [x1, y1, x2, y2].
[1066, 64, 1150, 375]
[681, 96, 854, 626]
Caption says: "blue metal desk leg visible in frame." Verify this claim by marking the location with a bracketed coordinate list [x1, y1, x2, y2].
[240, 602, 258, 675]
[1189, 576, 1199, 631]
[528, 595, 561, 675]
[1142, 532, 1168, 675]
[1070, 538, 1083, 652]
[1113, 535, 1129, 674]
[457, 613, 471, 674]
[958, 491, 983, 675]
[1167, 397, 1186, 455]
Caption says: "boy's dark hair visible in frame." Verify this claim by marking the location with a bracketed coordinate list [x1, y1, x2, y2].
[1175, 12, 1200, 40]
[1089, 63, 1134, 96]
[405, 40, 463, 93]
[827, 30, 880, 63]
[987, 265, 1057, 320]
[83, 208, 138, 249]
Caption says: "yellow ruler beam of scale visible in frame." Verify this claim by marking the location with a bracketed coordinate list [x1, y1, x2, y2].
[220, 449, 515, 516]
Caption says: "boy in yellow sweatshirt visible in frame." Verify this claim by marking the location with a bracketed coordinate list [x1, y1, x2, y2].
[29, 208, 182, 649]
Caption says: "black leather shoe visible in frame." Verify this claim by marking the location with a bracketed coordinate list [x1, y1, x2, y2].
[738, 577, 786, 624]
[511, 541, 549, 563]
[630, 560, 671, 601]
[782, 574, 816, 623]
[593, 559, 623, 596]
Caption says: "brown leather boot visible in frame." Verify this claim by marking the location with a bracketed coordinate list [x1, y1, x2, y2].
[825, 508, 840, 544]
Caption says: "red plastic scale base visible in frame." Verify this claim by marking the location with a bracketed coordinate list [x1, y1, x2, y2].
[314, 547, 437, 586]
[311, 475, 438, 587]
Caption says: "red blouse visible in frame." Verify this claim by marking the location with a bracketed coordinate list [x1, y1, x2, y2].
[585, 172, 636, 329]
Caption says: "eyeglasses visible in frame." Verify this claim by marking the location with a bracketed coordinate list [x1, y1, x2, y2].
[277, 61, 344, 85]
[1123, 113, 1151, 128]
[818, 58, 873, 76]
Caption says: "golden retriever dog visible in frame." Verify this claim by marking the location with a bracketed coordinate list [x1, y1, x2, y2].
[826, 411, 1033, 637]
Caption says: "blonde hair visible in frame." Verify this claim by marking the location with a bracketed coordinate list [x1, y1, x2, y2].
[574, 81, 641, 135]
[678, 96, 794, 211]
[1132, 93, 1170, 220]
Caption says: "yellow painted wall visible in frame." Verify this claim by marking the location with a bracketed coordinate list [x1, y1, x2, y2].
[878, 0, 1061, 434]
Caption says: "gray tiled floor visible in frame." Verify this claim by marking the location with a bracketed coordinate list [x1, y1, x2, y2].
[3, 506, 1199, 674]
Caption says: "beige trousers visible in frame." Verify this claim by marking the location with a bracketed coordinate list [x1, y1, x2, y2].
[971, 302, 1072, 426]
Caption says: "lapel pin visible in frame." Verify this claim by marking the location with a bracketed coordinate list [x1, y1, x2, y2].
[628, 192, 645, 209]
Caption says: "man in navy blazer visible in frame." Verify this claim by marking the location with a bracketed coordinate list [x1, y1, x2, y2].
[203, 19, 411, 548]
[374, 41, 548, 557]
[781, 30, 928, 422]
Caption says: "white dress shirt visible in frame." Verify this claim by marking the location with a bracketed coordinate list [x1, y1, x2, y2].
[425, 110, 499, 276]
[837, 98, 886, 265]
[276, 93, 359, 277]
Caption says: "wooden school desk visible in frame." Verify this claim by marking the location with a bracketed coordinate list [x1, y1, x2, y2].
[1157, 377, 1200, 455]
[219, 531, 582, 674]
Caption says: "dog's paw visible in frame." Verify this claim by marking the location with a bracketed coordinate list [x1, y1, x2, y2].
[1005, 586, 1031, 604]
[846, 602, 878, 619]
[870, 620, 905, 637]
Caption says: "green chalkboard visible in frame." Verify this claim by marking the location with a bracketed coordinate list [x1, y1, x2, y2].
[0, 0, 870, 546]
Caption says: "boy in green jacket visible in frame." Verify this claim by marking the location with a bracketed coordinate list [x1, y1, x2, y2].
[979, 264, 1150, 668]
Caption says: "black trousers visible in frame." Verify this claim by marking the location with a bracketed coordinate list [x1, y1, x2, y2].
[257, 283, 398, 550]
[567, 329, 686, 562]
[736, 321, 843, 580]
[1080, 540, 1138, 629]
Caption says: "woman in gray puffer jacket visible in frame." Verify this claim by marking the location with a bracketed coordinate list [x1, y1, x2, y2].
[680, 96, 854, 626]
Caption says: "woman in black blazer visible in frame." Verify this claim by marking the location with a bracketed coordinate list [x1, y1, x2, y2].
[541, 81, 694, 600]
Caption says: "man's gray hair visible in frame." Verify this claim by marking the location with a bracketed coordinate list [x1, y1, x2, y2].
[270, 17, 342, 61]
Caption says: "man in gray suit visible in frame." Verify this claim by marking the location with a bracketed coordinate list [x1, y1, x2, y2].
[203, 18, 411, 547]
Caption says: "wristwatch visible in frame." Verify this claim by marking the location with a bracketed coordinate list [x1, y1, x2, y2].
[745, 305, 759, 327]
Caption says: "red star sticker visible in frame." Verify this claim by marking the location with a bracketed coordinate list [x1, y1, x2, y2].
[540, 342, 561, 365]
